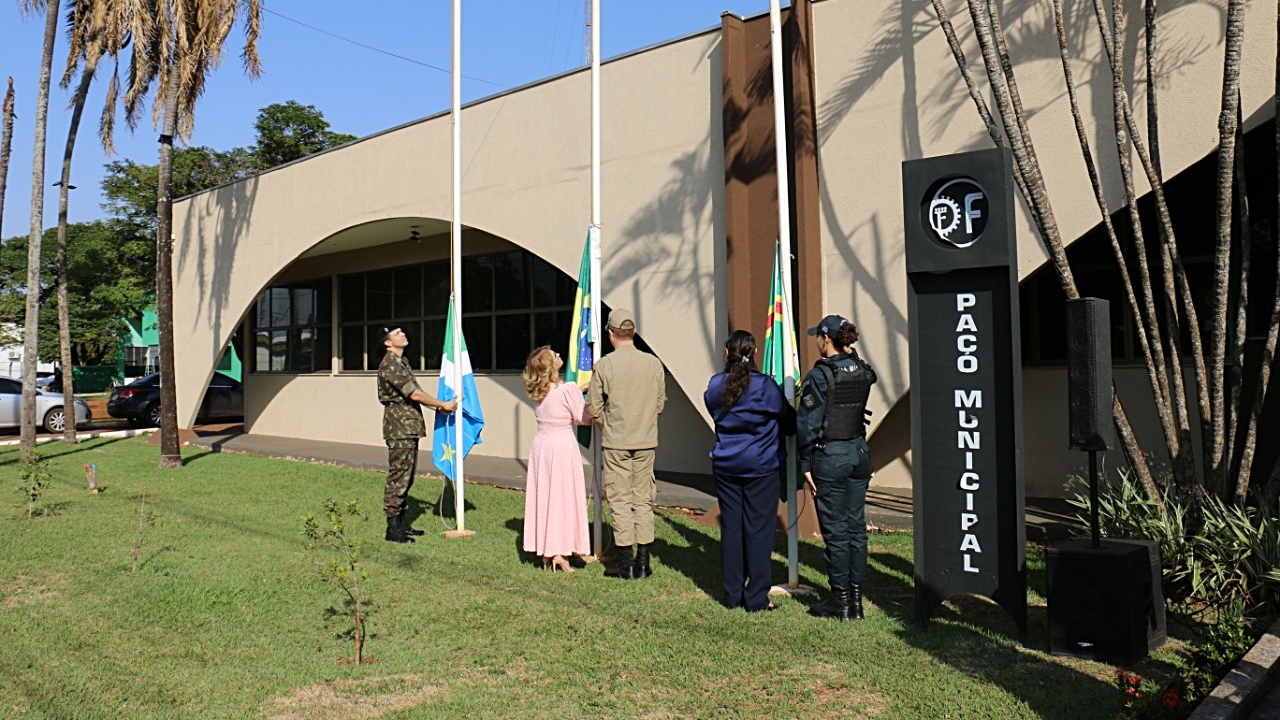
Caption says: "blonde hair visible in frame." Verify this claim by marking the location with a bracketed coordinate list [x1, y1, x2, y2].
[522, 346, 558, 403]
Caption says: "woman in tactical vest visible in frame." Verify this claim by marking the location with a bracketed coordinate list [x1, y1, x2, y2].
[703, 330, 796, 612]
[798, 315, 877, 620]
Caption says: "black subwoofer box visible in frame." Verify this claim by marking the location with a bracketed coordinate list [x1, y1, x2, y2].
[1046, 538, 1166, 664]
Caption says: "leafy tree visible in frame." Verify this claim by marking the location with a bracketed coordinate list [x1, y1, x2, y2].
[0, 222, 152, 366]
[70, 0, 262, 468]
[100, 146, 257, 235]
[252, 100, 355, 169]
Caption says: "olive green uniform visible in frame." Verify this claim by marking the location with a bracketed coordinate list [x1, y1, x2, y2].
[378, 352, 426, 519]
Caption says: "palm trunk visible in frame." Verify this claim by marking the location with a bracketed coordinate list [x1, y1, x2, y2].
[1136, 0, 1202, 489]
[1093, 0, 1203, 491]
[929, 0, 1037, 226]
[56, 64, 96, 444]
[156, 68, 182, 469]
[930, 0, 1003, 148]
[21, 0, 60, 458]
[1145, 0, 1163, 181]
[1208, 0, 1249, 494]
[0, 78, 14, 239]
[1225, 100, 1250, 497]
[1050, 0, 1165, 507]
[966, 0, 1077, 299]
[1242, 11, 1280, 506]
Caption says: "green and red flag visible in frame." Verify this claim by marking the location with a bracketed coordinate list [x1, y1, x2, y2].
[762, 241, 800, 500]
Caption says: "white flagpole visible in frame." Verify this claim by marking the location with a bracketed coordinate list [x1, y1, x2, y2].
[768, 0, 800, 588]
[450, 0, 468, 534]
[589, 0, 604, 559]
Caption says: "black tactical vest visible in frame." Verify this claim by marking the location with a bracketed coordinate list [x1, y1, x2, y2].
[819, 356, 875, 441]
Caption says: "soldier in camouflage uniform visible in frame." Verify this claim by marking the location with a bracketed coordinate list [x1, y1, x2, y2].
[378, 326, 458, 543]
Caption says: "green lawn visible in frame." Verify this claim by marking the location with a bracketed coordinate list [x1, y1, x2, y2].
[0, 437, 1187, 719]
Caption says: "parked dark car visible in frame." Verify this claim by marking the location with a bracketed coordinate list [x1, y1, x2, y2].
[107, 373, 243, 428]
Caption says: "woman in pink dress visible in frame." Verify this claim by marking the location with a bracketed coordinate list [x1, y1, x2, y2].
[521, 346, 594, 572]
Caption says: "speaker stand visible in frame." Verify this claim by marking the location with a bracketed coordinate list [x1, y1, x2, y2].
[1088, 449, 1101, 548]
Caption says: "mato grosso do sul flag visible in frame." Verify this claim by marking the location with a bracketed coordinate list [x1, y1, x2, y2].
[433, 297, 485, 482]
[565, 230, 595, 390]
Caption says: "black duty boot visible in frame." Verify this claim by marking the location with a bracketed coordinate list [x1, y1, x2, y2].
[849, 583, 865, 620]
[400, 511, 425, 536]
[633, 543, 653, 578]
[604, 545, 636, 579]
[385, 515, 415, 544]
[808, 587, 851, 620]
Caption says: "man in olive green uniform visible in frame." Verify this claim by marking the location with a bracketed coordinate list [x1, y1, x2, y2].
[378, 326, 457, 543]
[588, 309, 666, 579]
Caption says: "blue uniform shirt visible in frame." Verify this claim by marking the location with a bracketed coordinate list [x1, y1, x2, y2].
[704, 371, 796, 478]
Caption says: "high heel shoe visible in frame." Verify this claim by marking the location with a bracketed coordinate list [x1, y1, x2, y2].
[551, 555, 575, 573]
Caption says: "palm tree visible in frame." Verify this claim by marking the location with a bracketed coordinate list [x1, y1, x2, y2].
[50, 0, 107, 443]
[85, 0, 261, 467]
[933, 1, 1279, 505]
[0, 78, 15, 239]
[19, 0, 61, 459]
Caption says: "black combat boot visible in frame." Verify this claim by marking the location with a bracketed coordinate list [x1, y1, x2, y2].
[808, 587, 851, 620]
[604, 545, 636, 579]
[399, 510, 425, 536]
[849, 583, 865, 620]
[633, 543, 653, 578]
[385, 514, 415, 544]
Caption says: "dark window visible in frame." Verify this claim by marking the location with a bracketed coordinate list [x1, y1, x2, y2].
[533, 255, 577, 308]
[252, 280, 332, 373]
[493, 251, 529, 311]
[337, 250, 577, 371]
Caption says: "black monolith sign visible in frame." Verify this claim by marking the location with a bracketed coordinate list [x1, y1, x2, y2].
[902, 147, 1026, 633]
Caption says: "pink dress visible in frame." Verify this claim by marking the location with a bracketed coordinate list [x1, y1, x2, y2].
[523, 382, 594, 557]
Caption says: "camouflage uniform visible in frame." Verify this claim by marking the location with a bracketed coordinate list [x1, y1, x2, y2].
[378, 351, 427, 519]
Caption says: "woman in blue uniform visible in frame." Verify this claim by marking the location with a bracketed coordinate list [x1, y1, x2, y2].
[797, 315, 876, 621]
[704, 330, 796, 612]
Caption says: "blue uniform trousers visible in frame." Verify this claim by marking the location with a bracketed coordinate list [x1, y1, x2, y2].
[715, 470, 778, 611]
[811, 437, 872, 590]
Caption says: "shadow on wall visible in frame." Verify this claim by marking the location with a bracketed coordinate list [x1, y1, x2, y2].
[811, 0, 1218, 428]
[817, 0, 1217, 158]
[607, 46, 726, 411]
[176, 174, 261, 413]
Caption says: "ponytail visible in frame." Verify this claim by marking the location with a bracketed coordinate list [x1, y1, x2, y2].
[720, 330, 757, 412]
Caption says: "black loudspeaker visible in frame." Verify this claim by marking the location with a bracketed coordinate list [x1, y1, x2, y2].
[1066, 298, 1113, 451]
[1046, 539, 1167, 664]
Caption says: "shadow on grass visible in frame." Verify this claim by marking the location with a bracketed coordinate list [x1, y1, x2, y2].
[656, 512, 828, 607]
[132, 544, 173, 574]
[863, 550, 1158, 719]
[655, 512, 1149, 716]
[182, 449, 217, 465]
[409, 481, 476, 526]
[0, 435, 134, 466]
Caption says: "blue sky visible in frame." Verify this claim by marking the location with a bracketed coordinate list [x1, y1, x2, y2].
[1, 1, 777, 240]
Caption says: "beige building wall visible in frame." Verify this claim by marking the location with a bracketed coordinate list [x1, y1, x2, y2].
[172, 0, 1275, 495]
[172, 30, 724, 473]
[810, 0, 1277, 494]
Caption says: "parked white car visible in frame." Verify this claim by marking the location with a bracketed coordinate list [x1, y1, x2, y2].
[0, 376, 91, 433]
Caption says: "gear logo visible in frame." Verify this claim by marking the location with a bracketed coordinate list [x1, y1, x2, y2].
[922, 177, 989, 248]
